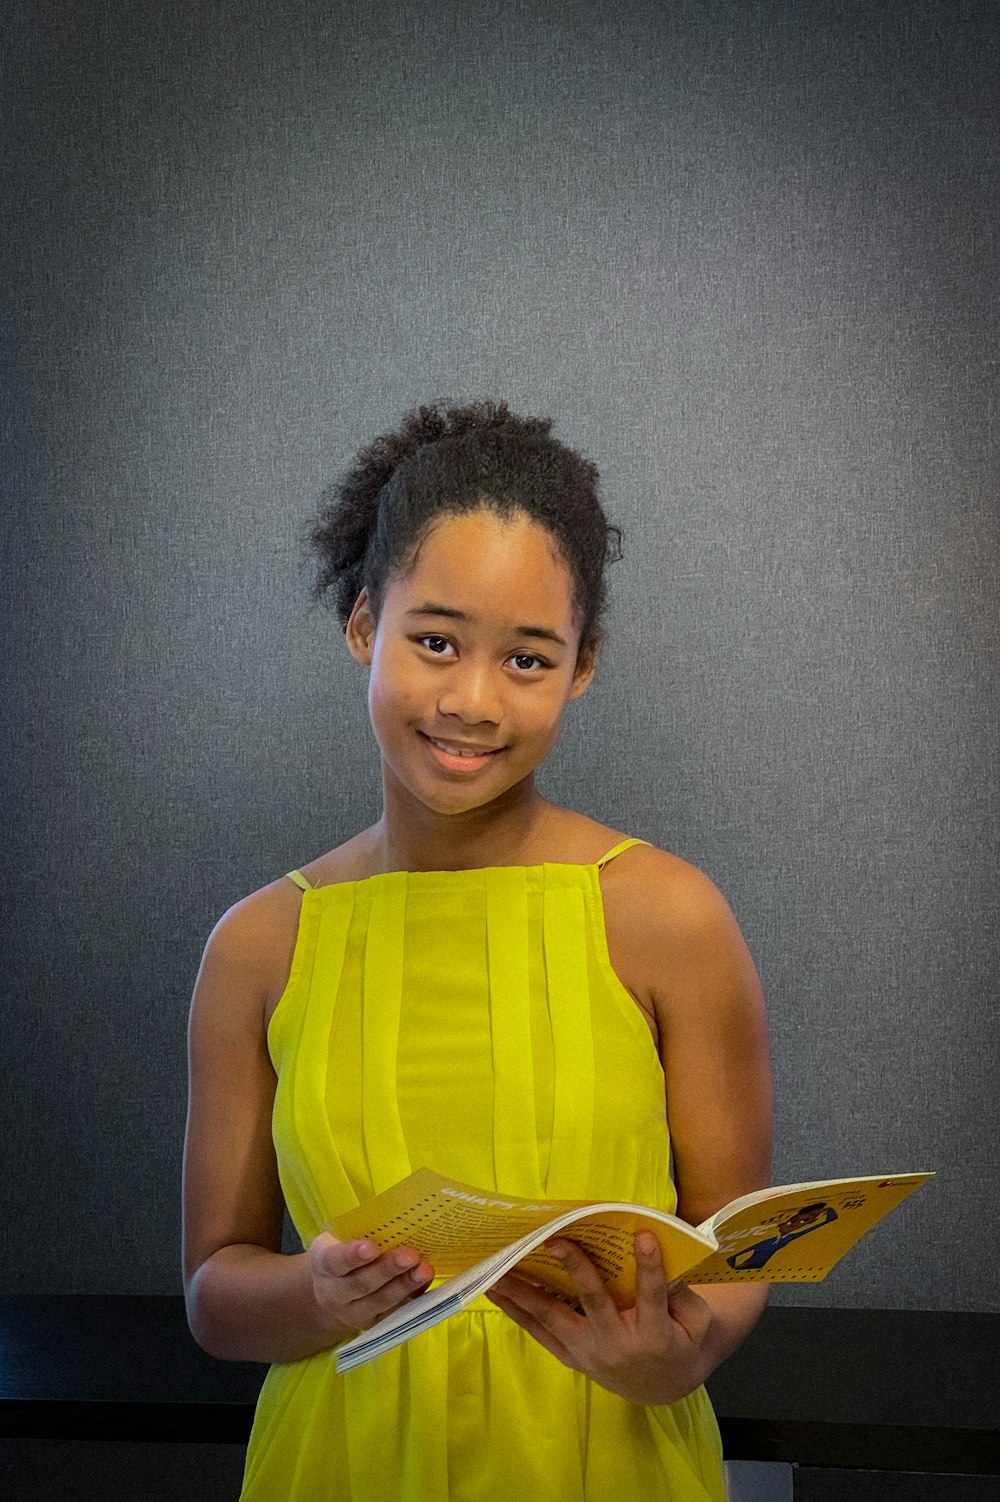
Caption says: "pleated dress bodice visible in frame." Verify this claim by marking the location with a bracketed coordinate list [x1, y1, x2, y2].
[240, 840, 727, 1502]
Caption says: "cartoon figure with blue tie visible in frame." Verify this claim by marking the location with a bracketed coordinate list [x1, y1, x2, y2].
[726, 1202, 838, 1271]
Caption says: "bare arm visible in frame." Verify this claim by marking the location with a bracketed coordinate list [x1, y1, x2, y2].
[650, 853, 773, 1374]
[182, 890, 432, 1364]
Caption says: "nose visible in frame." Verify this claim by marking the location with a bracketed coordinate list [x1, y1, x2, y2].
[436, 661, 503, 726]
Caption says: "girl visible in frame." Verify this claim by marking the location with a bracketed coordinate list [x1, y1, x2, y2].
[183, 400, 772, 1501]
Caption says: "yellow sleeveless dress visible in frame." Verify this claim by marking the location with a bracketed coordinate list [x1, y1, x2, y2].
[239, 839, 727, 1501]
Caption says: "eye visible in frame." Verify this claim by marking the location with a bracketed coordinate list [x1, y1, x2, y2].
[509, 653, 547, 672]
[416, 634, 455, 656]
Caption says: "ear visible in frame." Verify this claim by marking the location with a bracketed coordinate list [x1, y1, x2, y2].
[345, 588, 377, 666]
[568, 641, 597, 701]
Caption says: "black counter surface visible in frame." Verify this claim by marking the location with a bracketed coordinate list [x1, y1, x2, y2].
[1, 1297, 997, 1473]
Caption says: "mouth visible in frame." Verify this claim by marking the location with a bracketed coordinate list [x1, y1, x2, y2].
[419, 732, 505, 772]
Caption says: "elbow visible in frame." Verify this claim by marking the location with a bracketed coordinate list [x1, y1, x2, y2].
[186, 1310, 227, 1361]
[184, 1263, 238, 1362]
[184, 1288, 219, 1360]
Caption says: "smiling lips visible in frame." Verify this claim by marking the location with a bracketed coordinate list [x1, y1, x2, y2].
[420, 732, 504, 771]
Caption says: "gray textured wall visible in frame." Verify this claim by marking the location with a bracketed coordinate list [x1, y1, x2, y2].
[2, 0, 997, 1310]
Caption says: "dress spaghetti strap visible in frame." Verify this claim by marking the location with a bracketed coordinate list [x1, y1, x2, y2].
[285, 870, 313, 891]
[595, 837, 650, 869]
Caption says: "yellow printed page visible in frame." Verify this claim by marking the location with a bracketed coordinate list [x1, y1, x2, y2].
[687, 1173, 933, 1283]
[515, 1211, 710, 1306]
[328, 1169, 585, 1273]
[327, 1169, 708, 1304]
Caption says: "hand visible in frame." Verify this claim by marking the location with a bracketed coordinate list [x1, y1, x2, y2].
[485, 1233, 713, 1405]
[308, 1233, 434, 1335]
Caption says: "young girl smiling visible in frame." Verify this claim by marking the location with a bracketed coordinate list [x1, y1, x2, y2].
[183, 401, 772, 1500]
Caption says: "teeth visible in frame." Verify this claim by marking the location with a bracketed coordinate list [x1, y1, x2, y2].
[429, 738, 492, 757]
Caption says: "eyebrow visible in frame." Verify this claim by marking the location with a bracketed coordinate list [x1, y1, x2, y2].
[404, 604, 569, 649]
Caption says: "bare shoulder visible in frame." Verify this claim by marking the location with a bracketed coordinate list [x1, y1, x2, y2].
[600, 841, 744, 951]
[599, 841, 764, 1031]
[193, 877, 302, 1030]
[198, 829, 379, 1023]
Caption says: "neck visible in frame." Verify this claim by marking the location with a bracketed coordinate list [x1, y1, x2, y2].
[370, 770, 558, 873]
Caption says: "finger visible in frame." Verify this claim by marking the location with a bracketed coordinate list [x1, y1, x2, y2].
[365, 1263, 436, 1322]
[375, 1247, 435, 1292]
[344, 1256, 436, 1328]
[490, 1273, 584, 1328]
[311, 1232, 383, 1274]
[546, 1240, 618, 1329]
[633, 1231, 672, 1322]
[485, 1287, 578, 1367]
[311, 1236, 432, 1301]
[354, 1246, 435, 1300]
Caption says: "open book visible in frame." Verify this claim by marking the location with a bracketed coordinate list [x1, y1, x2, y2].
[329, 1167, 932, 1373]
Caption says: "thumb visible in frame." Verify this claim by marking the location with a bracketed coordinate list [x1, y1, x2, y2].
[309, 1231, 352, 1278]
[309, 1237, 340, 1273]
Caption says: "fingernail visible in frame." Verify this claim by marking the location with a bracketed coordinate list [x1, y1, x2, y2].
[637, 1232, 657, 1255]
[395, 1249, 418, 1270]
[409, 1265, 430, 1285]
[355, 1241, 378, 1260]
[547, 1242, 567, 1260]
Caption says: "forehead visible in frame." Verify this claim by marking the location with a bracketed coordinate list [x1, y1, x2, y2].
[394, 510, 576, 621]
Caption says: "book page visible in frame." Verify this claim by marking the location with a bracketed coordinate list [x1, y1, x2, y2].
[328, 1169, 597, 1276]
[514, 1211, 711, 1306]
[688, 1173, 932, 1283]
[328, 1169, 709, 1303]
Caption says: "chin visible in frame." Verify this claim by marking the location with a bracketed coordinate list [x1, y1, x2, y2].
[419, 783, 509, 817]
[401, 771, 525, 820]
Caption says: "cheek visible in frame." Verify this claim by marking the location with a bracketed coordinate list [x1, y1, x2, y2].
[367, 651, 421, 727]
[368, 677, 400, 732]
[515, 677, 576, 737]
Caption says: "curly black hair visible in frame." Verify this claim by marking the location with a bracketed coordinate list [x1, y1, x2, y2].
[309, 400, 623, 660]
